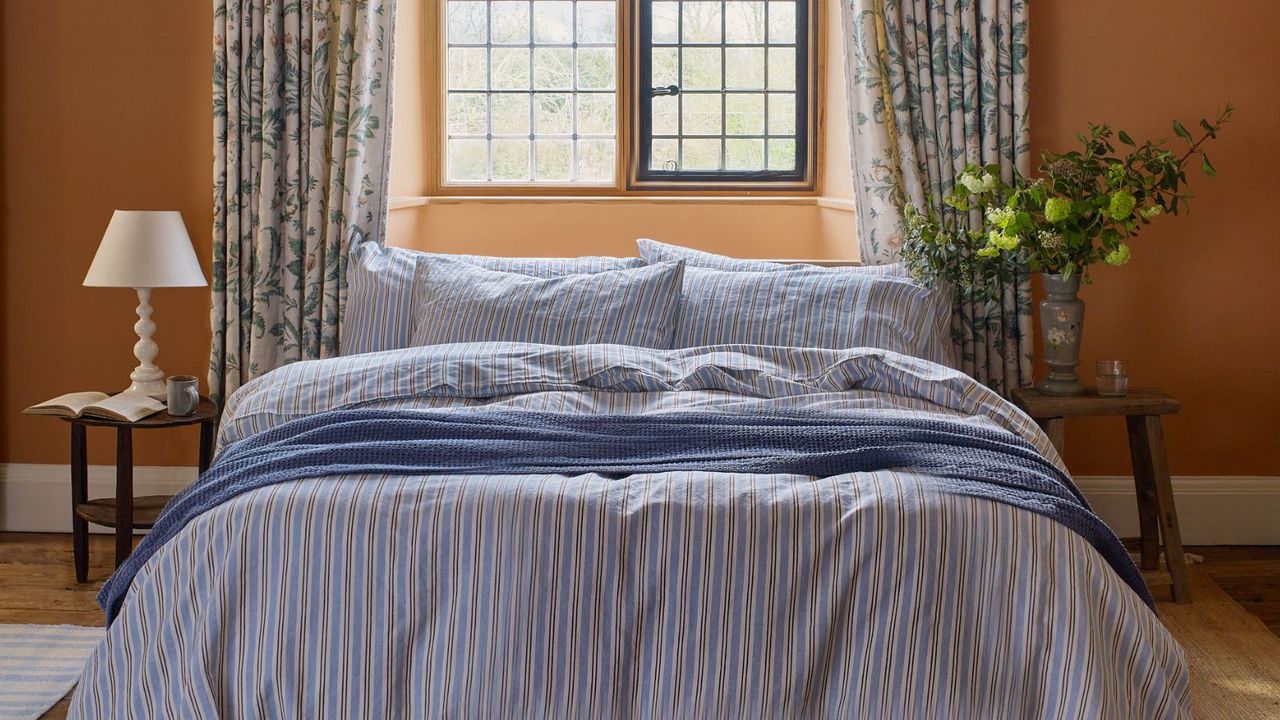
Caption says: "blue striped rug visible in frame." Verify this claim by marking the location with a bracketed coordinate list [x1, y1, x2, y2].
[0, 624, 102, 720]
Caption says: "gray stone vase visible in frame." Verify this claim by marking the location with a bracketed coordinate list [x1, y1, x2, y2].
[1037, 272, 1086, 396]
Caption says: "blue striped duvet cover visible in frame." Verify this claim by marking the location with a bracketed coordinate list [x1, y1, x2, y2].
[71, 343, 1189, 718]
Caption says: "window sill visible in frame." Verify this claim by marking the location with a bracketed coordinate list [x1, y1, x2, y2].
[390, 195, 854, 210]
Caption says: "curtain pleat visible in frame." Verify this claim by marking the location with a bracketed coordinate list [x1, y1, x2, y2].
[210, 0, 396, 403]
[841, 0, 1032, 394]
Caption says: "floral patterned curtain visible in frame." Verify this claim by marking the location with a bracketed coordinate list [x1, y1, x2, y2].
[840, 0, 1032, 394]
[210, 0, 396, 402]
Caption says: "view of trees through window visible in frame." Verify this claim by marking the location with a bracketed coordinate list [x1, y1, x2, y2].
[644, 1, 801, 176]
[443, 0, 809, 187]
[446, 0, 618, 183]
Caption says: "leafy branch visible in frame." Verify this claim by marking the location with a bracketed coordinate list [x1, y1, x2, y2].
[900, 104, 1233, 305]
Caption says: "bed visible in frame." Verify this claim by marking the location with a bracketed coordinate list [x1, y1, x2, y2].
[70, 241, 1189, 718]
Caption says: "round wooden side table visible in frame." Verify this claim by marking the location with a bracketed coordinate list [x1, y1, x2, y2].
[58, 398, 219, 582]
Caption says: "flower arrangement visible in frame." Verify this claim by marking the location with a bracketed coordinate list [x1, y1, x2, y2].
[900, 106, 1233, 302]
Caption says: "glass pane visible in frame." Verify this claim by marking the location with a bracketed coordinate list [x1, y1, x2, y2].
[448, 47, 488, 90]
[577, 139, 614, 182]
[725, 138, 765, 170]
[577, 93, 615, 135]
[725, 48, 764, 89]
[448, 139, 488, 181]
[767, 47, 796, 89]
[533, 47, 573, 89]
[768, 2, 796, 44]
[577, 2, 615, 43]
[682, 2, 722, 44]
[533, 1, 573, 43]
[534, 92, 573, 133]
[725, 93, 764, 135]
[682, 139, 721, 170]
[492, 138, 531, 180]
[576, 47, 614, 90]
[651, 2, 679, 44]
[767, 138, 796, 170]
[491, 47, 530, 89]
[768, 92, 795, 135]
[448, 1, 488, 44]
[448, 92, 489, 135]
[652, 95, 679, 135]
[681, 48, 721, 90]
[491, 93, 530, 135]
[491, 1, 531, 44]
[681, 94, 722, 135]
[724, 2, 766, 43]
[651, 47, 679, 87]
[445, 0, 618, 186]
[651, 139, 679, 170]
[535, 139, 572, 180]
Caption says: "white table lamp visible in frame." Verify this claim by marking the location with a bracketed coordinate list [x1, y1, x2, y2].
[83, 210, 207, 399]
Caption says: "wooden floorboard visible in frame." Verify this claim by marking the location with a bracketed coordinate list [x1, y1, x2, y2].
[3, 533, 1279, 718]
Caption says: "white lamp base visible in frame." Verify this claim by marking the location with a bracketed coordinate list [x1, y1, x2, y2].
[126, 376, 168, 399]
[126, 287, 168, 400]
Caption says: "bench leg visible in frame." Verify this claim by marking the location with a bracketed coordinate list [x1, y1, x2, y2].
[1127, 415, 1189, 603]
[1125, 417, 1162, 572]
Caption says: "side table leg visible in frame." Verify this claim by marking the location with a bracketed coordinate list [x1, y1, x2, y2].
[1128, 415, 1190, 603]
[70, 423, 89, 583]
[1126, 416, 1163, 571]
[199, 419, 215, 474]
[115, 427, 134, 568]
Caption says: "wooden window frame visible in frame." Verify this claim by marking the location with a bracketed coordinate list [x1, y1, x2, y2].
[425, 0, 823, 196]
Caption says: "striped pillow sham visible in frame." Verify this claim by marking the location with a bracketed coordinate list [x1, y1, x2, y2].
[672, 265, 957, 366]
[341, 241, 645, 355]
[637, 237, 905, 276]
[410, 258, 686, 349]
[342, 242, 421, 356]
[638, 238, 954, 366]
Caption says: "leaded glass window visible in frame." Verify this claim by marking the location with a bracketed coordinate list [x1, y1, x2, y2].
[636, 0, 809, 182]
[438, 0, 814, 190]
[446, 0, 618, 184]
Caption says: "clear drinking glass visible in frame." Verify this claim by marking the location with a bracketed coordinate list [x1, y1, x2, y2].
[1096, 360, 1129, 397]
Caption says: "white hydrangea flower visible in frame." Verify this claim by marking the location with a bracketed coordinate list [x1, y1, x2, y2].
[959, 174, 985, 193]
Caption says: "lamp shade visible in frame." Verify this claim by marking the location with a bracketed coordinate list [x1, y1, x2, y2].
[83, 210, 207, 288]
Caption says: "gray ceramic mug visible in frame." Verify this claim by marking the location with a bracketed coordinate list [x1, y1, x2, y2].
[167, 375, 200, 416]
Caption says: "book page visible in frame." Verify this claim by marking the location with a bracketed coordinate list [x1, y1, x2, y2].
[88, 393, 166, 422]
[23, 392, 111, 416]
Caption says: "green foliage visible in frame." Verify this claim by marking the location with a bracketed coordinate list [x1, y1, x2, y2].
[901, 105, 1233, 303]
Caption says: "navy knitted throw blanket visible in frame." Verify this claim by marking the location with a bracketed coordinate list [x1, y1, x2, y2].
[100, 409, 1151, 621]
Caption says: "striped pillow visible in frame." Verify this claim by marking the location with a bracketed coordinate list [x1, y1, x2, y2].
[342, 242, 420, 355]
[673, 265, 956, 366]
[341, 241, 645, 355]
[410, 258, 686, 348]
[637, 237, 904, 276]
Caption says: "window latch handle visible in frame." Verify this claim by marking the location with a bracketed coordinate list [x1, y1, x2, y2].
[649, 85, 680, 97]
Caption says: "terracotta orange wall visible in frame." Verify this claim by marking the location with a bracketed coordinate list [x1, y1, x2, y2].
[1, 2, 213, 466]
[1030, 1, 1280, 475]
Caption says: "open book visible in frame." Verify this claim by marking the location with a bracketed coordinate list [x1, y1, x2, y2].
[23, 391, 165, 422]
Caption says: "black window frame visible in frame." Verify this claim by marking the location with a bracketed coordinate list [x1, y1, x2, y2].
[634, 0, 813, 186]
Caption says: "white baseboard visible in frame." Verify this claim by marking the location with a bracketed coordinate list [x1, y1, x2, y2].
[0, 464, 1276, 544]
[1074, 476, 1280, 545]
[0, 463, 196, 534]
